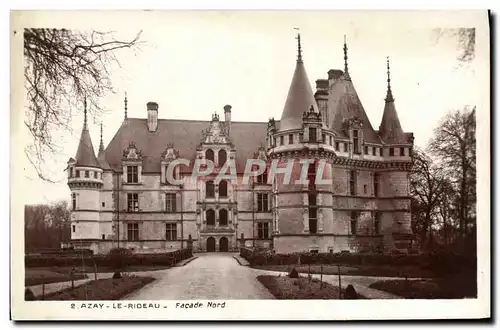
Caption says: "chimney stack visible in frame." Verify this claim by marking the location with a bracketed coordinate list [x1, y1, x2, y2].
[147, 101, 158, 132]
[224, 104, 232, 134]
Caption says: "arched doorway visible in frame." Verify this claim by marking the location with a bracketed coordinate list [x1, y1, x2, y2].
[207, 237, 216, 252]
[219, 237, 229, 252]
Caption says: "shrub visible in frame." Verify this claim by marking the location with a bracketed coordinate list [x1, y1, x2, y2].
[25, 288, 36, 301]
[288, 268, 299, 278]
[112, 271, 122, 279]
[344, 284, 359, 299]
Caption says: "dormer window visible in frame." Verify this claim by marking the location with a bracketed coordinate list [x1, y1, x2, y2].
[364, 146, 369, 155]
[400, 147, 405, 156]
[288, 134, 294, 144]
[299, 133, 304, 142]
[309, 127, 317, 142]
[389, 148, 394, 156]
[280, 135, 284, 146]
[85, 170, 89, 178]
[322, 134, 326, 143]
[127, 165, 138, 183]
[353, 130, 361, 154]
[76, 170, 80, 178]
[206, 149, 214, 162]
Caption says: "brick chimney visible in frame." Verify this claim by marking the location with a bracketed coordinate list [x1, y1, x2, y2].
[147, 102, 158, 132]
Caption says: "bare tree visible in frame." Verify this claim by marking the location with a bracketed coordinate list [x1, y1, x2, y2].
[24, 28, 142, 181]
[410, 147, 446, 250]
[433, 28, 476, 64]
[428, 107, 476, 250]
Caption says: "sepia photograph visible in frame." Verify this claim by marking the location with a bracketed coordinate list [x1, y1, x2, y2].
[10, 9, 490, 320]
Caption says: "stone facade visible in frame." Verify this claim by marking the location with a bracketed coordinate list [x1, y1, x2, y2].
[68, 36, 414, 255]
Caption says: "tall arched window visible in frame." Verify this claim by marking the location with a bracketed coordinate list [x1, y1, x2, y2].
[206, 209, 215, 226]
[219, 209, 228, 226]
[206, 180, 215, 198]
[219, 180, 228, 197]
[206, 149, 214, 162]
[218, 149, 227, 167]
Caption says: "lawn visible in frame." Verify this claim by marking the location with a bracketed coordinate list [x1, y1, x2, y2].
[38, 276, 156, 300]
[25, 269, 87, 286]
[257, 275, 364, 299]
[368, 275, 477, 299]
[28, 264, 170, 276]
[252, 264, 435, 278]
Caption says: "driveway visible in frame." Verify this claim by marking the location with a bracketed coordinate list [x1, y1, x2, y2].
[124, 253, 274, 300]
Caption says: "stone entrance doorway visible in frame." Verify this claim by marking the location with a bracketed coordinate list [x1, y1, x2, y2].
[219, 237, 229, 252]
[207, 236, 216, 252]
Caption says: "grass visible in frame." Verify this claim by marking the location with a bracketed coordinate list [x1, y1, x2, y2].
[39, 276, 156, 300]
[25, 269, 87, 286]
[27, 264, 170, 275]
[257, 275, 364, 299]
[368, 275, 477, 299]
[252, 264, 435, 278]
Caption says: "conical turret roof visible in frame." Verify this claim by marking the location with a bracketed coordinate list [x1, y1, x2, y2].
[279, 33, 320, 131]
[378, 57, 406, 144]
[74, 100, 100, 168]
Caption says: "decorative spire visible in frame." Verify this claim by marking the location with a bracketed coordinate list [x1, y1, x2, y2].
[295, 28, 302, 63]
[343, 35, 351, 81]
[83, 97, 88, 131]
[124, 92, 128, 119]
[385, 56, 394, 103]
[99, 122, 104, 152]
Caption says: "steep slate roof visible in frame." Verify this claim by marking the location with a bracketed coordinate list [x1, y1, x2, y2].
[103, 118, 270, 173]
[279, 40, 320, 131]
[74, 125, 100, 168]
[327, 75, 382, 144]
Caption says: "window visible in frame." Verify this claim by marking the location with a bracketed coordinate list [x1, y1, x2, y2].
[309, 127, 317, 142]
[91, 171, 94, 178]
[373, 212, 381, 235]
[127, 193, 139, 212]
[349, 170, 357, 196]
[389, 148, 394, 156]
[400, 147, 405, 156]
[353, 130, 360, 154]
[76, 170, 80, 178]
[335, 142, 340, 151]
[218, 149, 227, 167]
[350, 212, 358, 235]
[102, 202, 105, 207]
[206, 181, 215, 198]
[258, 222, 269, 239]
[257, 193, 269, 212]
[127, 165, 138, 183]
[166, 165, 180, 185]
[409, 147, 413, 156]
[72, 193, 76, 210]
[219, 180, 228, 197]
[257, 171, 268, 184]
[206, 149, 214, 162]
[363, 184, 367, 194]
[373, 173, 380, 197]
[166, 223, 177, 241]
[308, 193, 316, 206]
[364, 146, 369, 155]
[206, 209, 215, 226]
[322, 134, 326, 143]
[307, 163, 317, 184]
[344, 143, 348, 152]
[127, 223, 139, 241]
[372, 146, 377, 156]
[280, 135, 284, 146]
[299, 133, 304, 142]
[166, 193, 176, 213]
[309, 208, 317, 234]
[329, 136, 333, 146]
[72, 225, 75, 233]
[288, 134, 294, 144]
[102, 234, 105, 240]
[219, 209, 228, 226]
[85, 170, 89, 178]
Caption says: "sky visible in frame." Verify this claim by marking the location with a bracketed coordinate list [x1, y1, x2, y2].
[12, 10, 489, 205]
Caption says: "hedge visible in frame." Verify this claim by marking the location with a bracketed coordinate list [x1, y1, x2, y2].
[25, 248, 193, 268]
[240, 248, 476, 275]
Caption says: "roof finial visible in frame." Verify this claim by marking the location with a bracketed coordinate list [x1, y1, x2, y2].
[343, 35, 351, 81]
[99, 122, 104, 152]
[83, 97, 88, 131]
[385, 56, 394, 102]
[294, 27, 302, 63]
[124, 92, 128, 119]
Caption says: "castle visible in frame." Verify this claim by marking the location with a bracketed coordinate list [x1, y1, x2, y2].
[67, 35, 414, 254]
